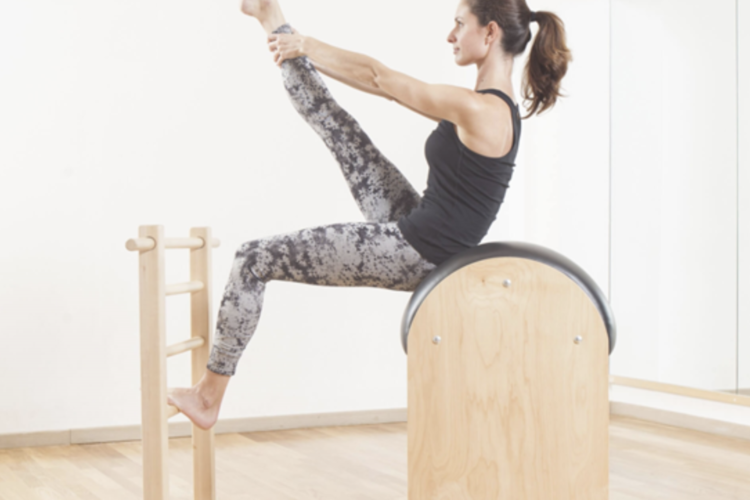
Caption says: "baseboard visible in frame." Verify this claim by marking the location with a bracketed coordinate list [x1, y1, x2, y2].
[0, 430, 71, 450]
[610, 401, 750, 441]
[0, 408, 408, 450]
[4, 403, 748, 451]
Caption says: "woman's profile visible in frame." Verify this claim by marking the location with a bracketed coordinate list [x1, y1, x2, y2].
[168, 0, 571, 430]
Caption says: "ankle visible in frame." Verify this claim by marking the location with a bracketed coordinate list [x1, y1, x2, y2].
[197, 371, 230, 407]
[261, 14, 287, 35]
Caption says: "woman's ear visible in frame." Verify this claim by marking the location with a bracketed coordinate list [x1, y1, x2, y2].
[486, 21, 501, 44]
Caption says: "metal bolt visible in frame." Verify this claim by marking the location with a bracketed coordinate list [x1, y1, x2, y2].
[503, 279, 512, 288]
[432, 336, 441, 345]
[574, 336, 583, 344]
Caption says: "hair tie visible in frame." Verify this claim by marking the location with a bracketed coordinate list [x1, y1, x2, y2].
[530, 11, 538, 23]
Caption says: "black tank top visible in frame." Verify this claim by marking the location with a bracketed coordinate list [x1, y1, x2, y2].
[398, 88, 521, 265]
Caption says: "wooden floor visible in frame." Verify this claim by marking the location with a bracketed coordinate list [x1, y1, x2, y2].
[1, 414, 749, 499]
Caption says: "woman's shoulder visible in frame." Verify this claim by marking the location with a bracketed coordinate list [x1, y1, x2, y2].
[453, 89, 518, 159]
[476, 88, 519, 113]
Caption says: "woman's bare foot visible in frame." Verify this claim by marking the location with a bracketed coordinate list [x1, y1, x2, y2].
[167, 370, 230, 430]
[240, 0, 287, 35]
[240, 0, 272, 18]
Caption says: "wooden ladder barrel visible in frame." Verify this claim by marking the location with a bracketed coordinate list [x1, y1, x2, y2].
[126, 225, 221, 500]
[402, 242, 617, 500]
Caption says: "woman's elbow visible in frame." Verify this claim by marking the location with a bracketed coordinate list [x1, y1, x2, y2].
[371, 60, 390, 93]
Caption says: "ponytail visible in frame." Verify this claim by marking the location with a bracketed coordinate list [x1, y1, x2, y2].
[466, 0, 572, 119]
[522, 11, 572, 118]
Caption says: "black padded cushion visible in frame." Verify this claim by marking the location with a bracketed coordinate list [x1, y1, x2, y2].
[401, 242, 617, 356]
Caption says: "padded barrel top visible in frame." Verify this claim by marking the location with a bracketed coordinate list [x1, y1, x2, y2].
[401, 242, 617, 356]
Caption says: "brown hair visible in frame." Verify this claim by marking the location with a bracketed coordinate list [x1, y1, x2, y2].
[465, 0, 572, 119]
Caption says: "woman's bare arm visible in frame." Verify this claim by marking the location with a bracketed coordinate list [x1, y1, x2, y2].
[311, 60, 390, 99]
[311, 61, 441, 123]
[393, 98, 442, 123]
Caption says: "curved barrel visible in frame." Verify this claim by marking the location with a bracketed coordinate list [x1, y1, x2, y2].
[401, 241, 617, 356]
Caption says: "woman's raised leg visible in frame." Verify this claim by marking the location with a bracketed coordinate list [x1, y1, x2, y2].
[241, 0, 422, 222]
[166, 2, 430, 430]
[168, 221, 435, 429]
[272, 25, 421, 223]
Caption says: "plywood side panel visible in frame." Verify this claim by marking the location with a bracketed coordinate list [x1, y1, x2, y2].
[407, 258, 609, 500]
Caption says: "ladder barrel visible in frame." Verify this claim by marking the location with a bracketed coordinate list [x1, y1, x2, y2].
[190, 227, 217, 500]
[128, 225, 219, 500]
[137, 225, 171, 500]
[126, 236, 221, 252]
[166, 404, 181, 420]
[402, 241, 616, 355]
[402, 242, 617, 500]
[165, 280, 205, 296]
[166, 336, 206, 358]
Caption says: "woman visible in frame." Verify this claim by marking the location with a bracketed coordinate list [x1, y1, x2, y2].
[168, 0, 571, 430]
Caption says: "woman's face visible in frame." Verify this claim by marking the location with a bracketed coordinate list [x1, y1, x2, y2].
[447, 2, 486, 66]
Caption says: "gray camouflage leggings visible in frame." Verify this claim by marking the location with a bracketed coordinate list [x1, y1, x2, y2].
[206, 23, 436, 376]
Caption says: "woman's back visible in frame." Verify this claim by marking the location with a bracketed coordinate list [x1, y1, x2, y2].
[398, 88, 522, 266]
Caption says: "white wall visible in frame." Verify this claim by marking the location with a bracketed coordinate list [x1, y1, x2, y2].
[0, 0, 610, 436]
[488, 0, 611, 294]
[610, 0, 738, 390]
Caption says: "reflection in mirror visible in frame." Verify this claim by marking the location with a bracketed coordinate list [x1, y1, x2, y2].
[610, 0, 742, 394]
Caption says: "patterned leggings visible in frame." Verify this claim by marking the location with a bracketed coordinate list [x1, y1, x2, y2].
[206, 23, 436, 376]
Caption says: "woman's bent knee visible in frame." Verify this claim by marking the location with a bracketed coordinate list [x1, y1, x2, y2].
[234, 240, 268, 284]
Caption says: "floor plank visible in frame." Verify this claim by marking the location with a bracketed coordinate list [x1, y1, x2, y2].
[0, 415, 748, 499]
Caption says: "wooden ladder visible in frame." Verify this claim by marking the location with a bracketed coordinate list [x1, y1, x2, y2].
[126, 225, 220, 500]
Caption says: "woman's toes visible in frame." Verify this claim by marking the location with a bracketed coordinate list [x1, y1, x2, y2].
[165, 386, 218, 430]
[166, 387, 195, 418]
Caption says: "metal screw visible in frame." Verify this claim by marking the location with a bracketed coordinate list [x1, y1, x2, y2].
[574, 336, 583, 344]
[432, 336, 441, 345]
[503, 279, 512, 288]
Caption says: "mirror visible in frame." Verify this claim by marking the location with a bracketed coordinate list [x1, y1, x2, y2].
[610, 0, 747, 395]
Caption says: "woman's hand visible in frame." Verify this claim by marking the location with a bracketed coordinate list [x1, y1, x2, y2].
[267, 28, 307, 67]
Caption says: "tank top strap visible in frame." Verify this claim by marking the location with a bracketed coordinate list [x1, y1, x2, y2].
[476, 88, 521, 153]
[476, 88, 520, 118]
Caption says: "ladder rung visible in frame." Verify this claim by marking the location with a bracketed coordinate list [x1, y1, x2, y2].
[166, 281, 204, 296]
[125, 237, 221, 252]
[166, 336, 206, 357]
[166, 404, 181, 420]
[164, 237, 221, 250]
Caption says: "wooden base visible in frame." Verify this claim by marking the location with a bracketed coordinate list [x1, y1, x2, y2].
[407, 257, 609, 500]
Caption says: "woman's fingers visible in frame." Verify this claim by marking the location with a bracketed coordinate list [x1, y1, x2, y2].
[273, 47, 283, 66]
[267, 36, 281, 54]
[267, 33, 302, 67]
[267, 37, 280, 65]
